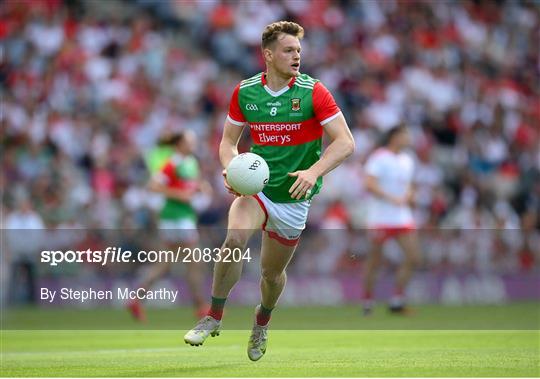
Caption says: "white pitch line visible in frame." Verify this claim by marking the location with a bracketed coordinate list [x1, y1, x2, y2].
[2, 345, 242, 358]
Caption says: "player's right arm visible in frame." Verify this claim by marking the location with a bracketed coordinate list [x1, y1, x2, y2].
[219, 120, 245, 196]
[219, 120, 245, 169]
[148, 177, 195, 202]
[220, 83, 246, 195]
[364, 175, 404, 206]
[148, 162, 196, 202]
[364, 154, 404, 206]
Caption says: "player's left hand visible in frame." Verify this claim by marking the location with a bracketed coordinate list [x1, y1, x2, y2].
[222, 169, 242, 197]
[288, 169, 317, 200]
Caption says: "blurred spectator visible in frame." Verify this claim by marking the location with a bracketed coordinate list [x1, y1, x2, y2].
[1, 0, 539, 278]
[5, 198, 45, 303]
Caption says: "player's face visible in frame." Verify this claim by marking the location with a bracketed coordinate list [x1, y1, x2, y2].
[179, 131, 197, 154]
[268, 33, 301, 78]
[396, 129, 411, 149]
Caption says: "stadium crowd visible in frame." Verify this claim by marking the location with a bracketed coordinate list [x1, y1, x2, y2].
[2, 0, 539, 282]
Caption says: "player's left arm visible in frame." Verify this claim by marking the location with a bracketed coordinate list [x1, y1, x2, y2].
[148, 177, 197, 202]
[148, 163, 197, 202]
[289, 83, 355, 200]
[406, 155, 417, 206]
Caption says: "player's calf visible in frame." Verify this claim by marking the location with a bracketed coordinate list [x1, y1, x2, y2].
[260, 268, 286, 287]
[223, 231, 249, 250]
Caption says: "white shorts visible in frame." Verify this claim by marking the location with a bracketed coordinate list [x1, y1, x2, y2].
[158, 218, 198, 244]
[253, 192, 310, 246]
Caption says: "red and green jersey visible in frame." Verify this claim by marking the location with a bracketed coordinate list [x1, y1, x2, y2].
[227, 72, 341, 203]
[156, 154, 199, 221]
[145, 145, 174, 175]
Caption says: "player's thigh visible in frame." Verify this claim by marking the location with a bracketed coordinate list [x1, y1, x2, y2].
[178, 242, 205, 272]
[260, 232, 297, 277]
[395, 231, 421, 265]
[159, 218, 198, 247]
[228, 196, 265, 236]
[366, 230, 385, 262]
[142, 260, 172, 279]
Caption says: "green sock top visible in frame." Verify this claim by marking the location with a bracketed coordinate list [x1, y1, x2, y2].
[259, 304, 273, 316]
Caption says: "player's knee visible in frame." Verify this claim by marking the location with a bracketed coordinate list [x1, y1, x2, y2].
[411, 253, 422, 268]
[405, 253, 421, 268]
[223, 233, 247, 250]
[366, 253, 382, 268]
[261, 268, 284, 286]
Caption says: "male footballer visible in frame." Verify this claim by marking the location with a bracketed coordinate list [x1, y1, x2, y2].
[362, 125, 421, 315]
[184, 21, 355, 361]
[128, 130, 209, 321]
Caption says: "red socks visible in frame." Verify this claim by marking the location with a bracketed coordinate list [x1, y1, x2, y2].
[256, 304, 273, 326]
[207, 296, 226, 321]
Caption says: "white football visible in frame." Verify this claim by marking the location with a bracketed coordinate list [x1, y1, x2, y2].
[226, 153, 270, 195]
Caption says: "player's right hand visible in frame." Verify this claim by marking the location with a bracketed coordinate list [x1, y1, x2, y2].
[388, 195, 407, 206]
[222, 169, 242, 197]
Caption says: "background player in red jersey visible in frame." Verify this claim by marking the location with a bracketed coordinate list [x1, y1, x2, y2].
[184, 21, 355, 361]
[128, 130, 210, 321]
[362, 125, 422, 315]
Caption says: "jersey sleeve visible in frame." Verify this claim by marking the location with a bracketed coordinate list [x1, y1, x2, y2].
[312, 81, 341, 126]
[156, 161, 174, 185]
[226, 83, 246, 126]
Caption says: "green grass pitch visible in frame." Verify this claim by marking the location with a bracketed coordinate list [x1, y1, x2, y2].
[1, 304, 539, 377]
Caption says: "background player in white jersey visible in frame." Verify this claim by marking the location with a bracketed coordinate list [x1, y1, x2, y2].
[184, 21, 355, 360]
[362, 125, 421, 315]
